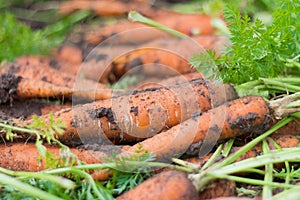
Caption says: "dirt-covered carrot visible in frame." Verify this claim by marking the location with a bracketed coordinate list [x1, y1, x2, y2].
[124, 95, 270, 160]
[0, 74, 72, 103]
[22, 78, 238, 144]
[86, 12, 214, 45]
[0, 74, 119, 103]
[0, 61, 108, 89]
[59, 0, 153, 17]
[77, 36, 228, 83]
[14, 55, 80, 76]
[116, 170, 198, 200]
[0, 143, 102, 171]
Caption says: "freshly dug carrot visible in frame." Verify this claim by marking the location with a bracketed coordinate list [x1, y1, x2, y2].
[0, 143, 103, 171]
[40, 102, 72, 115]
[59, 0, 153, 17]
[116, 170, 198, 200]
[272, 119, 300, 136]
[86, 12, 214, 45]
[0, 74, 71, 103]
[124, 95, 270, 160]
[14, 55, 80, 76]
[23, 78, 238, 144]
[78, 36, 228, 83]
[0, 62, 108, 89]
[198, 179, 236, 200]
[53, 45, 83, 65]
[0, 74, 119, 103]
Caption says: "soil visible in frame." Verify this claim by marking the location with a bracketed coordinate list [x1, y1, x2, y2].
[0, 74, 21, 104]
[0, 99, 48, 119]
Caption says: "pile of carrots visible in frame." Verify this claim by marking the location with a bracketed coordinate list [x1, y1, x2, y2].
[0, 1, 299, 199]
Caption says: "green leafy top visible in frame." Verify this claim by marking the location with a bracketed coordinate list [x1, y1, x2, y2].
[191, 0, 300, 84]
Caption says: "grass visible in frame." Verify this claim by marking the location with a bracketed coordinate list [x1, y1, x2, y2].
[0, 7, 90, 63]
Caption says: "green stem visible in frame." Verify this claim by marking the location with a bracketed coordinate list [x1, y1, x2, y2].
[272, 186, 300, 200]
[208, 174, 297, 189]
[0, 167, 75, 189]
[262, 139, 273, 199]
[213, 148, 300, 175]
[0, 172, 64, 200]
[261, 78, 300, 92]
[201, 144, 223, 170]
[0, 122, 39, 135]
[219, 116, 293, 167]
[68, 168, 113, 200]
[128, 11, 187, 38]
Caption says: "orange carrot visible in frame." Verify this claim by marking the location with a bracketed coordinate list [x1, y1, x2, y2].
[59, 0, 153, 17]
[0, 143, 102, 171]
[22, 78, 238, 144]
[124, 95, 270, 160]
[116, 170, 198, 200]
[86, 12, 214, 45]
[0, 61, 108, 89]
[0, 74, 120, 103]
[77, 36, 228, 83]
[198, 179, 236, 200]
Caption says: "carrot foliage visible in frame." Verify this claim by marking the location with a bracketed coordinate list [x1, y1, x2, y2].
[191, 0, 300, 85]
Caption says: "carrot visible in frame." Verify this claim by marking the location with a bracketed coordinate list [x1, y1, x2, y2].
[272, 119, 300, 136]
[77, 36, 228, 83]
[23, 78, 237, 144]
[85, 12, 214, 45]
[124, 95, 270, 160]
[0, 73, 121, 103]
[198, 179, 236, 200]
[0, 74, 71, 102]
[0, 61, 108, 89]
[14, 55, 80, 76]
[0, 143, 102, 172]
[59, 0, 153, 17]
[116, 170, 198, 200]
[40, 102, 72, 115]
[54, 45, 83, 65]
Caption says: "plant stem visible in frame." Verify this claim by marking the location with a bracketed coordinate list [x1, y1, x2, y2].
[0, 122, 39, 135]
[0, 167, 75, 189]
[262, 139, 273, 199]
[128, 11, 187, 38]
[219, 117, 293, 167]
[208, 174, 297, 189]
[0, 172, 64, 200]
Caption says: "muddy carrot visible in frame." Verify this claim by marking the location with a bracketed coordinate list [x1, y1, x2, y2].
[59, 0, 153, 17]
[14, 55, 80, 76]
[124, 95, 270, 160]
[22, 78, 238, 144]
[116, 170, 198, 200]
[0, 74, 119, 103]
[78, 35, 228, 83]
[86, 12, 214, 45]
[0, 61, 108, 89]
[0, 74, 71, 103]
[0, 143, 102, 172]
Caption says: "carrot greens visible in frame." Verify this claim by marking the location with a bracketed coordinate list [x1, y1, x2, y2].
[191, 0, 300, 85]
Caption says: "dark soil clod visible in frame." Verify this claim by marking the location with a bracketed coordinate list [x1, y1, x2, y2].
[0, 74, 22, 104]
